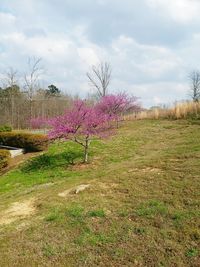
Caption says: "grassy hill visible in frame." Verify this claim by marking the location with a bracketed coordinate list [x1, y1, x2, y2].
[0, 120, 199, 266]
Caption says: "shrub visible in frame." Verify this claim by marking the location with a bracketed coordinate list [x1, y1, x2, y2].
[0, 125, 12, 132]
[0, 132, 48, 152]
[0, 149, 11, 170]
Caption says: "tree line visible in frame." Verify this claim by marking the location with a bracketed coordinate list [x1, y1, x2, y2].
[0, 58, 113, 129]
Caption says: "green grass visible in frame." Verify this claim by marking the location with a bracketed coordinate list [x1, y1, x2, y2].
[87, 209, 105, 218]
[135, 200, 168, 218]
[0, 120, 199, 266]
[186, 248, 199, 258]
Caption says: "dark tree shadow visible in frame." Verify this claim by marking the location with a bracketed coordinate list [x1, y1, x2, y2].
[21, 150, 83, 173]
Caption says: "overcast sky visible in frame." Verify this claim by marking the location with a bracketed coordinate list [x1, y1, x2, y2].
[0, 0, 200, 107]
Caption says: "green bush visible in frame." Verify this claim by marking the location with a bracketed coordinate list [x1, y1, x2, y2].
[0, 149, 11, 170]
[0, 125, 12, 132]
[0, 132, 48, 152]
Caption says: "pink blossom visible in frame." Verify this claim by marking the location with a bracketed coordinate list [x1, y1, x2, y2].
[47, 100, 112, 162]
[96, 93, 141, 121]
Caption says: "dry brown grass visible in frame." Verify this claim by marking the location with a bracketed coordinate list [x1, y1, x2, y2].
[134, 101, 200, 120]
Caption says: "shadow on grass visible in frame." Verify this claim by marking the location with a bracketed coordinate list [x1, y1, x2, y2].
[21, 150, 83, 172]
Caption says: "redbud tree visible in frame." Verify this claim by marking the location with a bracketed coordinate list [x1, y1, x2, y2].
[96, 93, 141, 126]
[48, 100, 111, 163]
[34, 93, 140, 163]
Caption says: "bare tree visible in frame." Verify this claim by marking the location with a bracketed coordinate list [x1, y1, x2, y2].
[4, 67, 18, 87]
[87, 61, 112, 98]
[189, 70, 200, 102]
[24, 57, 44, 121]
[3, 67, 19, 126]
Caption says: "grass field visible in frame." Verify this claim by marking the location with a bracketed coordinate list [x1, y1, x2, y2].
[0, 120, 199, 266]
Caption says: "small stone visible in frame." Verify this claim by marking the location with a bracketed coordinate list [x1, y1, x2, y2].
[58, 184, 90, 197]
[74, 184, 90, 194]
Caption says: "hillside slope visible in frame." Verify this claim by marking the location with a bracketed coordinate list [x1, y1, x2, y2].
[0, 120, 199, 266]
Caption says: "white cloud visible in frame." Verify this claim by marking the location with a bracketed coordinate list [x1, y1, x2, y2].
[0, 12, 16, 33]
[0, 27, 188, 106]
[77, 47, 100, 66]
[110, 79, 188, 107]
[110, 35, 182, 80]
[146, 0, 200, 23]
[0, 0, 199, 106]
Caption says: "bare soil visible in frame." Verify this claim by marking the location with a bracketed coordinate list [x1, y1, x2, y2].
[0, 198, 35, 225]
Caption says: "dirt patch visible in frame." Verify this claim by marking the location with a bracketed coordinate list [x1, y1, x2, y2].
[0, 198, 36, 226]
[70, 163, 90, 171]
[70, 161, 100, 171]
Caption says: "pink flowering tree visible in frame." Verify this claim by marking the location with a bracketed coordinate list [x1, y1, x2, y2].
[48, 100, 111, 163]
[96, 93, 141, 125]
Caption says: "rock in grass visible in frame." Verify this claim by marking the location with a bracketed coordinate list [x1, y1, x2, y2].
[74, 184, 90, 194]
[58, 184, 90, 197]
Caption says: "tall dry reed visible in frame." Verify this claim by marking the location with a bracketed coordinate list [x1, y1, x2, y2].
[125, 101, 200, 120]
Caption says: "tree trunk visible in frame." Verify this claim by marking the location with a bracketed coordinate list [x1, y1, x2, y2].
[83, 137, 89, 163]
[116, 119, 119, 128]
[29, 99, 33, 129]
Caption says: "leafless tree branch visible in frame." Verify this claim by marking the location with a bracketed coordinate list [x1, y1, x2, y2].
[23, 57, 44, 121]
[189, 70, 200, 102]
[87, 61, 112, 98]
